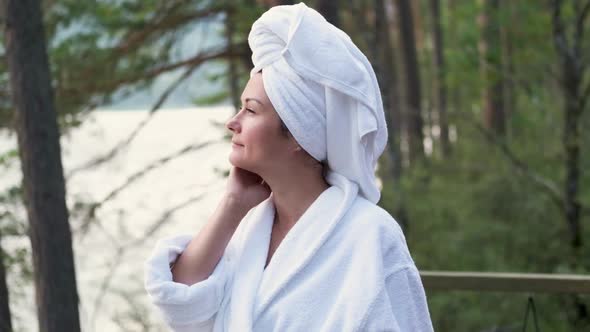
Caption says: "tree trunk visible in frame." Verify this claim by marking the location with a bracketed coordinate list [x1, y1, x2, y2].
[551, 0, 587, 252]
[1, 0, 81, 331]
[429, 0, 451, 158]
[375, 0, 407, 232]
[447, 0, 462, 129]
[349, 0, 376, 61]
[551, 0, 589, 326]
[478, 0, 506, 136]
[0, 232, 12, 332]
[317, 0, 340, 27]
[396, 0, 425, 161]
[501, 0, 516, 121]
[262, 0, 294, 6]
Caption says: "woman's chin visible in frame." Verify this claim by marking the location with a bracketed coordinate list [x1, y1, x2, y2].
[228, 153, 247, 169]
[228, 153, 240, 167]
[229, 155, 260, 174]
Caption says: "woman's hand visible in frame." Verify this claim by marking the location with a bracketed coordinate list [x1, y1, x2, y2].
[171, 167, 269, 285]
[225, 166, 271, 211]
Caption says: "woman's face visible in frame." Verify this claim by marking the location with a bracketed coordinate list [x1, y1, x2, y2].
[225, 72, 294, 173]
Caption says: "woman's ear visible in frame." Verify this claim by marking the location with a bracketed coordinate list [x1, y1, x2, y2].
[288, 135, 302, 152]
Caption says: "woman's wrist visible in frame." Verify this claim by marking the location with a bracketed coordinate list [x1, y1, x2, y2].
[219, 193, 251, 219]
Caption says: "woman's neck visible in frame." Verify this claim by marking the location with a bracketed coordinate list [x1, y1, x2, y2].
[266, 169, 330, 230]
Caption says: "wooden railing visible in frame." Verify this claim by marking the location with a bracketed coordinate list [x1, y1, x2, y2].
[420, 271, 590, 294]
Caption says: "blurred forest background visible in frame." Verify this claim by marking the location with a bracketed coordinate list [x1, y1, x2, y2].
[1, 0, 589, 331]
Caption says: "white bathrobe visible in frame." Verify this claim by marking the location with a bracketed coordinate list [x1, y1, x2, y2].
[144, 172, 434, 331]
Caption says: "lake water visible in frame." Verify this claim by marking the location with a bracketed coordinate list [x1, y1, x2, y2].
[2, 107, 234, 331]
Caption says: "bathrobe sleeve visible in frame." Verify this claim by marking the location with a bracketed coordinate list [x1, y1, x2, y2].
[385, 266, 434, 331]
[356, 205, 434, 331]
[360, 265, 434, 332]
[144, 234, 231, 331]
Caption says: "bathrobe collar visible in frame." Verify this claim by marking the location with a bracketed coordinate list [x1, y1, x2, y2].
[228, 171, 359, 330]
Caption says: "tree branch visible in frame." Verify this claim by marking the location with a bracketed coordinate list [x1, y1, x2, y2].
[87, 184, 217, 329]
[89, 245, 124, 330]
[113, 7, 224, 57]
[66, 61, 201, 179]
[577, 1, 590, 38]
[60, 45, 245, 99]
[126, 189, 215, 248]
[77, 139, 222, 236]
[573, 0, 590, 72]
[551, 0, 574, 63]
[460, 115, 565, 212]
[581, 80, 590, 111]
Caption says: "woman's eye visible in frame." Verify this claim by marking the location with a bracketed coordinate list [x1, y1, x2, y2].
[240, 106, 254, 114]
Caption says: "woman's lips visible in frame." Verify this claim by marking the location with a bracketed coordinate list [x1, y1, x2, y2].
[232, 142, 243, 147]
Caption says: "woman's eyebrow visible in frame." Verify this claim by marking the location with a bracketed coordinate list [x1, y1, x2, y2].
[244, 97, 264, 106]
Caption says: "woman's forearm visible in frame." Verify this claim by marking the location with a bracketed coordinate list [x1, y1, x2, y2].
[171, 194, 250, 285]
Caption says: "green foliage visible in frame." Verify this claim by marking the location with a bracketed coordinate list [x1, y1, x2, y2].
[379, 0, 590, 330]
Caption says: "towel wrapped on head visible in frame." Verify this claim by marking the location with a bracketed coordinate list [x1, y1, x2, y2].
[248, 2, 388, 203]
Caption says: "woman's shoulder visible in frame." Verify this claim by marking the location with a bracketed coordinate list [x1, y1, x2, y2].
[345, 195, 405, 239]
[339, 195, 415, 268]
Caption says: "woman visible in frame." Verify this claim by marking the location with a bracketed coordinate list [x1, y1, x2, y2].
[144, 3, 434, 331]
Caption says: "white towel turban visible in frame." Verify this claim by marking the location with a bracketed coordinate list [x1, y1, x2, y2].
[248, 2, 388, 204]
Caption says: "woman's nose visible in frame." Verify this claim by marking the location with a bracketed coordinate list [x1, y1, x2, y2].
[225, 114, 240, 133]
